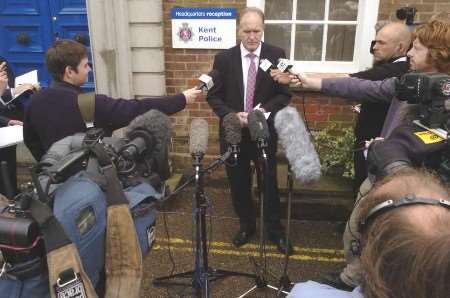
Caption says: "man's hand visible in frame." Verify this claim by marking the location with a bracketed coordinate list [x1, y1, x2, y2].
[8, 119, 23, 126]
[0, 63, 8, 96]
[270, 69, 292, 85]
[182, 87, 202, 104]
[290, 72, 322, 91]
[236, 112, 248, 127]
[365, 137, 384, 149]
[14, 83, 38, 97]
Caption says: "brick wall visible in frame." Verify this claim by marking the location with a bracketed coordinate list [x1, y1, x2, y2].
[163, 0, 445, 171]
[163, 1, 247, 170]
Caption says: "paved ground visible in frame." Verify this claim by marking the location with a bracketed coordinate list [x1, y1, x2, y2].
[140, 183, 345, 298]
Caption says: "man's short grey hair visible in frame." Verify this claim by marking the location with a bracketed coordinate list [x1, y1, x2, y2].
[239, 7, 265, 23]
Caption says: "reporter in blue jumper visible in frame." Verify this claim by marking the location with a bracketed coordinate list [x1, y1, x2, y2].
[23, 39, 201, 161]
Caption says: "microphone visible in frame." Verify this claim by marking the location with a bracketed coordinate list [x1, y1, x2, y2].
[274, 106, 321, 184]
[248, 110, 269, 142]
[248, 110, 270, 160]
[189, 119, 209, 163]
[259, 58, 276, 73]
[222, 113, 241, 162]
[122, 109, 172, 180]
[122, 110, 170, 158]
[197, 70, 219, 91]
[121, 131, 153, 160]
[201, 114, 241, 173]
[277, 58, 294, 73]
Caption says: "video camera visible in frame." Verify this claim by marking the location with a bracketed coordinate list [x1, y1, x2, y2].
[396, 6, 417, 26]
[396, 72, 450, 129]
[367, 73, 450, 182]
[0, 187, 45, 266]
[0, 115, 170, 288]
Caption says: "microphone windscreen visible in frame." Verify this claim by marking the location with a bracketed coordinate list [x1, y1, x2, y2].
[124, 109, 172, 152]
[198, 74, 213, 91]
[275, 106, 321, 184]
[259, 59, 274, 73]
[222, 113, 242, 145]
[248, 110, 269, 141]
[189, 119, 209, 155]
[277, 58, 293, 72]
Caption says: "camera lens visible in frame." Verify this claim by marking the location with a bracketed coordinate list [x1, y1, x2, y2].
[396, 8, 408, 20]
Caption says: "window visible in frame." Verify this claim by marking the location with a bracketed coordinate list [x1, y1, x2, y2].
[247, 0, 380, 73]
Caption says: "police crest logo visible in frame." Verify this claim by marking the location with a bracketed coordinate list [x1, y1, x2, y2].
[178, 23, 193, 42]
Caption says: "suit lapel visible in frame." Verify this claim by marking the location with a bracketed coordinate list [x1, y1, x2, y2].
[232, 46, 245, 107]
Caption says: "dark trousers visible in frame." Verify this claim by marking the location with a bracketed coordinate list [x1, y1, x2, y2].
[224, 129, 282, 235]
[0, 145, 18, 197]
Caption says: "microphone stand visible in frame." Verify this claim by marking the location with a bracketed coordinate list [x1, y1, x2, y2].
[238, 139, 289, 297]
[153, 152, 255, 298]
[278, 165, 294, 295]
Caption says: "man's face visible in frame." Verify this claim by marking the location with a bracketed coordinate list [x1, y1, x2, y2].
[407, 38, 435, 72]
[69, 57, 91, 86]
[372, 29, 399, 63]
[238, 12, 264, 52]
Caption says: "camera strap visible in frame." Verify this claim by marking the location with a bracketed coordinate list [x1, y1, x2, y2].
[29, 199, 98, 298]
[91, 143, 143, 298]
[78, 92, 96, 129]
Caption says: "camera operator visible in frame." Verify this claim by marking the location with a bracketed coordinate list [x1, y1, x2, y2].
[23, 39, 201, 161]
[276, 19, 450, 290]
[288, 168, 450, 298]
[367, 72, 450, 182]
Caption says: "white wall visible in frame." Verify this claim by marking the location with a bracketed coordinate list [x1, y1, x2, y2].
[86, 0, 165, 98]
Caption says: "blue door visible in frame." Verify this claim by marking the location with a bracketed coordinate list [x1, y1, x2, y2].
[0, 0, 94, 90]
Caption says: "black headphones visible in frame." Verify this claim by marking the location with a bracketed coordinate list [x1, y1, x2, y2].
[350, 194, 450, 256]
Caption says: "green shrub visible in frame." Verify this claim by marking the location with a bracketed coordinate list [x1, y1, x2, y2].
[313, 123, 355, 178]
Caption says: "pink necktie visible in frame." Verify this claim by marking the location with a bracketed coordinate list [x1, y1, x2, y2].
[246, 53, 256, 112]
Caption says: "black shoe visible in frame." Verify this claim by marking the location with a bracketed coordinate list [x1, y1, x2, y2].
[232, 229, 255, 247]
[319, 272, 355, 292]
[269, 234, 293, 256]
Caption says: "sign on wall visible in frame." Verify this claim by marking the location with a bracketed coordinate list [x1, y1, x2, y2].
[171, 7, 237, 49]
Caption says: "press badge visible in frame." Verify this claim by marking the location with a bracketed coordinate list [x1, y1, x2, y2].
[414, 131, 445, 144]
[55, 273, 87, 298]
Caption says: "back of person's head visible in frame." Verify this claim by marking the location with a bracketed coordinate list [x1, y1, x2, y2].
[413, 19, 450, 74]
[380, 22, 411, 55]
[358, 168, 450, 298]
[45, 39, 88, 81]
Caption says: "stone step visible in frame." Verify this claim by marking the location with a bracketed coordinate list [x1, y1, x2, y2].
[276, 163, 354, 221]
[250, 163, 353, 221]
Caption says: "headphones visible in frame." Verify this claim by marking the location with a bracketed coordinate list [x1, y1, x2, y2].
[350, 194, 450, 256]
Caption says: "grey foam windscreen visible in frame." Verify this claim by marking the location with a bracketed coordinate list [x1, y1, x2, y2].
[274, 106, 321, 184]
[223, 113, 242, 145]
[248, 109, 269, 141]
[189, 118, 209, 155]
